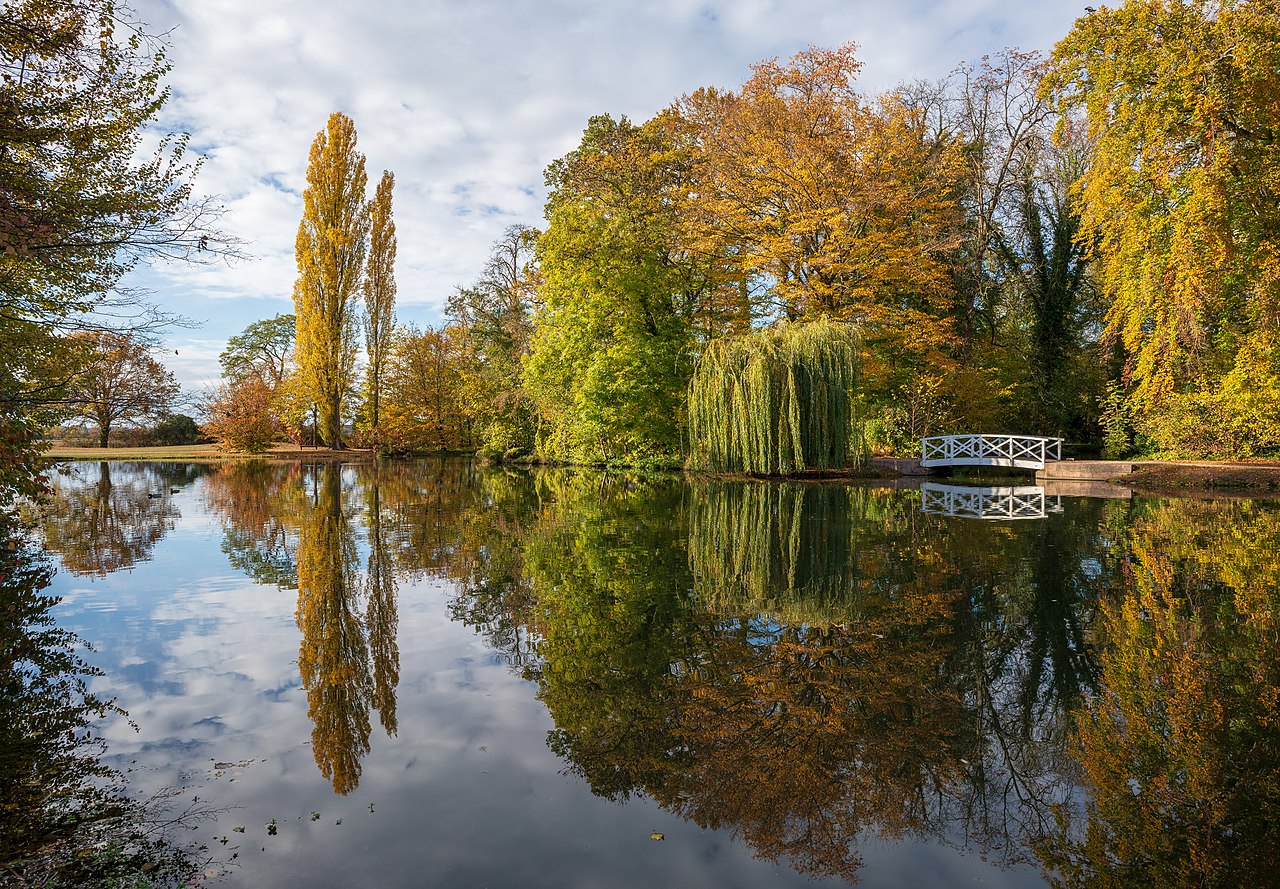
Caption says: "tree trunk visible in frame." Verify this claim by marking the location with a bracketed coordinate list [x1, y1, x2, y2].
[329, 393, 344, 450]
[99, 424, 110, 448]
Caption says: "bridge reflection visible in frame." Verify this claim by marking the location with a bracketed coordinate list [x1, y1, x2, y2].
[921, 483, 1063, 520]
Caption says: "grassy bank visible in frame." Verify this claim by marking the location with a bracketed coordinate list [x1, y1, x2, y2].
[41, 443, 375, 462]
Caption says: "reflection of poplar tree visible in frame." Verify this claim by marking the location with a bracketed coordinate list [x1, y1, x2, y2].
[296, 464, 372, 795]
[365, 478, 399, 735]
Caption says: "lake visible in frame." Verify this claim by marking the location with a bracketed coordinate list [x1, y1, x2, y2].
[12, 458, 1280, 887]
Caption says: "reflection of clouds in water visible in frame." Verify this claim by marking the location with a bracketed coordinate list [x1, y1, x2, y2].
[46, 463, 1071, 888]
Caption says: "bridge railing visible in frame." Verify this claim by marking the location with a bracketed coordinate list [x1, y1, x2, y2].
[921, 483, 1063, 521]
[920, 434, 1063, 470]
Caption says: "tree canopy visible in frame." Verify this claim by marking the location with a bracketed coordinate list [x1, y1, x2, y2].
[293, 112, 369, 450]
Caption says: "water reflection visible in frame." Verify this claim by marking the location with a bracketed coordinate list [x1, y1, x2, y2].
[204, 460, 300, 588]
[197, 461, 405, 794]
[921, 482, 1063, 520]
[39, 462, 194, 574]
[35, 459, 1280, 887]
[1037, 498, 1280, 886]
[518, 474, 1100, 880]
[0, 523, 207, 884]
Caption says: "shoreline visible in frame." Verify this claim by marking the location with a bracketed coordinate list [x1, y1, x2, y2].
[40, 443, 376, 463]
[39, 445, 1280, 498]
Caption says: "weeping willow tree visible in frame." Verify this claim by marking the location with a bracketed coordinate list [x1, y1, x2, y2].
[688, 319, 860, 475]
[688, 479, 869, 626]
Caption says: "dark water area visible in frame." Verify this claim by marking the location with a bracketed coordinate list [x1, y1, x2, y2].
[8, 458, 1280, 887]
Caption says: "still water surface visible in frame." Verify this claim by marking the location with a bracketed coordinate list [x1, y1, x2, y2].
[23, 459, 1280, 887]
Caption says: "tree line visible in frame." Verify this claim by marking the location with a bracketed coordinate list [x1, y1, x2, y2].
[215, 1, 1276, 466]
[3, 0, 1278, 494]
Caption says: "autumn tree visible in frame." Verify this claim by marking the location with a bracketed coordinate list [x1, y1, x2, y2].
[293, 112, 369, 449]
[362, 171, 396, 441]
[202, 375, 278, 453]
[1045, 0, 1280, 456]
[380, 325, 468, 453]
[68, 331, 179, 447]
[675, 45, 962, 393]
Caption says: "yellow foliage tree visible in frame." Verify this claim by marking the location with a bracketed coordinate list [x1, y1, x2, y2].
[363, 170, 397, 441]
[1045, 0, 1280, 454]
[293, 112, 369, 449]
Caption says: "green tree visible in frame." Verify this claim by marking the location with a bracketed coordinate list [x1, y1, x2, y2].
[0, 0, 226, 500]
[524, 115, 702, 464]
[446, 225, 540, 458]
[293, 112, 369, 449]
[219, 314, 296, 389]
[68, 330, 179, 447]
[687, 319, 861, 475]
[362, 171, 396, 441]
[151, 413, 201, 445]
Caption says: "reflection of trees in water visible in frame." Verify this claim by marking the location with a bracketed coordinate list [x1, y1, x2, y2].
[204, 460, 402, 795]
[370, 459, 543, 668]
[296, 464, 373, 795]
[190, 459, 1280, 883]
[0, 525, 206, 884]
[1038, 499, 1280, 888]
[39, 461, 184, 575]
[291, 464, 402, 795]
[479, 473, 1114, 881]
[204, 460, 302, 588]
[688, 480, 869, 624]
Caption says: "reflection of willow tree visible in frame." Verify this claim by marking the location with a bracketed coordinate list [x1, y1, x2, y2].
[294, 463, 400, 795]
[512, 474, 1107, 881]
[204, 461, 301, 588]
[689, 479, 880, 624]
[1040, 500, 1280, 888]
[39, 462, 180, 575]
[0, 525, 206, 884]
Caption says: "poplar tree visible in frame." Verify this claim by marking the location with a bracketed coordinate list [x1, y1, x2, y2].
[363, 171, 397, 438]
[294, 112, 369, 449]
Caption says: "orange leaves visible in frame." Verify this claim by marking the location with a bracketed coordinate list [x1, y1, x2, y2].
[673, 44, 961, 392]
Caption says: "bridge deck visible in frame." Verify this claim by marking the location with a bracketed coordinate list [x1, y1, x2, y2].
[921, 434, 1063, 471]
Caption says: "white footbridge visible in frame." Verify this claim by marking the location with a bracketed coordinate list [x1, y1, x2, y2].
[921, 483, 1063, 521]
[920, 434, 1063, 471]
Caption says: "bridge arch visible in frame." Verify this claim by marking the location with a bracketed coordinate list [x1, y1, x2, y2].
[920, 434, 1063, 471]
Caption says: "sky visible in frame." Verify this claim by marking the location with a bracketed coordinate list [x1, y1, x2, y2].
[127, 0, 1087, 391]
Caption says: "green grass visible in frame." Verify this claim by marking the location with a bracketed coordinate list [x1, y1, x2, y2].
[41, 443, 373, 462]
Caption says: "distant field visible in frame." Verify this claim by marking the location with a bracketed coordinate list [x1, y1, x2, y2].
[42, 443, 373, 462]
